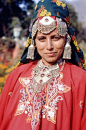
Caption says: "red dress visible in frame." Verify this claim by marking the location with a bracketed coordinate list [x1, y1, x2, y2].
[0, 60, 86, 130]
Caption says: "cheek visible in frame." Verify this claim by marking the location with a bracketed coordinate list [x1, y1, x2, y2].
[35, 40, 46, 50]
[54, 39, 65, 49]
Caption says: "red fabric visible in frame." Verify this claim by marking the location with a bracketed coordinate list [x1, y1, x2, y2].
[0, 60, 86, 130]
[38, 16, 56, 20]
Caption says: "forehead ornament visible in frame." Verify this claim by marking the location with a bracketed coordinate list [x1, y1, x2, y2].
[27, 16, 68, 60]
[32, 16, 68, 38]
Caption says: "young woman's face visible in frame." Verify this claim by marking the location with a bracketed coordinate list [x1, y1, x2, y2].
[35, 29, 66, 66]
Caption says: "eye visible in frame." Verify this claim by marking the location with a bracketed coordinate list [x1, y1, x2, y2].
[52, 35, 60, 41]
[38, 36, 46, 42]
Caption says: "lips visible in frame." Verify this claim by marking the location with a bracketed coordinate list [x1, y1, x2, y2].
[45, 52, 57, 56]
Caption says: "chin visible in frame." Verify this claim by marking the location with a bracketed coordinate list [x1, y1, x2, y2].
[45, 58, 59, 65]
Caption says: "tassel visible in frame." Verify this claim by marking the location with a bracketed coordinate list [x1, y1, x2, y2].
[27, 40, 35, 60]
[63, 34, 71, 59]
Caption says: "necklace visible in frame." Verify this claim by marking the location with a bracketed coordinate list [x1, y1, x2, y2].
[30, 59, 65, 93]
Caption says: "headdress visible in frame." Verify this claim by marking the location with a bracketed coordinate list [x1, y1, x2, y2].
[31, 16, 67, 38]
[17, 0, 86, 70]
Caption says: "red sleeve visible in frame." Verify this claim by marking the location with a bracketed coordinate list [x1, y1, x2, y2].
[72, 72, 86, 130]
[0, 61, 36, 126]
[81, 73, 86, 130]
[0, 67, 21, 126]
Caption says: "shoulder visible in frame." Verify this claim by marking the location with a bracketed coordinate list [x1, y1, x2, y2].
[62, 62, 86, 92]
[63, 62, 86, 88]
[64, 62, 86, 79]
[8, 60, 38, 78]
[16, 60, 38, 71]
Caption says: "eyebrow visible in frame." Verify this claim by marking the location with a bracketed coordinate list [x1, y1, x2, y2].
[37, 33, 60, 37]
[37, 35, 46, 38]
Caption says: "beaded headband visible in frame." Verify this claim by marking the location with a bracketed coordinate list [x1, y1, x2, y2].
[32, 16, 68, 38]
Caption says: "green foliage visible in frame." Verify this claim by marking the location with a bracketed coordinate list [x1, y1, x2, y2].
[67, 4, 78, 27]
[0, 0, 34, 38]
[66, 2, 86, 43]
[9, 17, 21, 29]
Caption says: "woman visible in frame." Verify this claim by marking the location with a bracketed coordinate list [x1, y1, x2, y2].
[0, 0, 86, 130]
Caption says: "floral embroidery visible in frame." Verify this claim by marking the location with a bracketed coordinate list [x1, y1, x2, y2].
[73, 40, 79, 51]
[65, 16, 70, 26]
[79, 58, 85, 63]
[52, 0, 66, 9]
[78, 63, 83, 69]
[82, 62, 86, 70]
[71, 35, 76, 41]
[52, 0, 57, 2]
[71, 35, 79, 51]
[25, 37, 31, 47]
[78, 61, 86, 69]
[37, 5, 51, 17]
[40, 9, 51, 17]
[15, 73, 71, 130]
[8, 92, 12, 98]
[57, 12, 59, 16]
[56, 0, 66, 8]
[37, 5, 45, 17]
[79, 100, 84, 109]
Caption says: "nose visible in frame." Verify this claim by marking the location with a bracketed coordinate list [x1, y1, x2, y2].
[46, 37, 53, 50]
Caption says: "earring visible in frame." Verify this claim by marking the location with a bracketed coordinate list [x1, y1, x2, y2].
[63, 34, 71, 59]
[27, 39, 35, 60]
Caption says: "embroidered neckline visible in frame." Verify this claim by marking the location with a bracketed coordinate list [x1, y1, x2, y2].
[31, 59, 65, 93]
[33, 59, 59, 84]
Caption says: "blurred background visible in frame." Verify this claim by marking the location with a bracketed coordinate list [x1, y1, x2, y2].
[0, 0, 86, 94]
